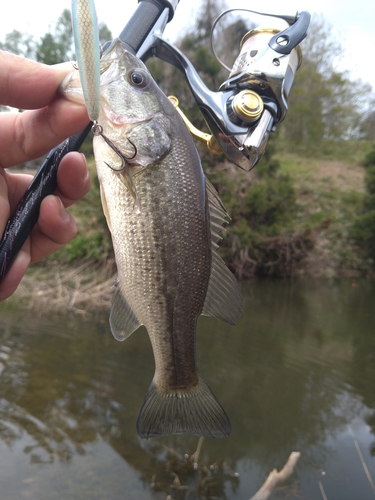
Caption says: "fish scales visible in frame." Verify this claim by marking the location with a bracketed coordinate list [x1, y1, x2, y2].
[61, 39, 243, 438]
[99, 125, 210, 388]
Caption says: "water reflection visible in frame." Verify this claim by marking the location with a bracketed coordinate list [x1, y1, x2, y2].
[0, 279, 374, 499]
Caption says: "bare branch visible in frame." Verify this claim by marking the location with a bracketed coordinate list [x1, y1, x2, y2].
[249, 451, 301, 500]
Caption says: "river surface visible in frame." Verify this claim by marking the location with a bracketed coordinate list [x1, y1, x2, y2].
[0, 279, 374, 500]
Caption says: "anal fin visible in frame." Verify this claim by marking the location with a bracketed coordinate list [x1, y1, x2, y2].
[110, 283, 142, 341]
[202, 252, 243, 325]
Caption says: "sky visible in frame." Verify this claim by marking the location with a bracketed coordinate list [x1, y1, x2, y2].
[1, 0, 374, 90]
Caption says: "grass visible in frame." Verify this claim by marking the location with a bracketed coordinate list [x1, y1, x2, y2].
[6, 259, 116, 315]
[278, 150, 369, 276]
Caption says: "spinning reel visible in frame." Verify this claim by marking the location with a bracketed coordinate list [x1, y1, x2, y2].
[151, 8, 310, 170]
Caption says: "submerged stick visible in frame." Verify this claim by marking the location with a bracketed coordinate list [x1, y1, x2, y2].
[318, 480, 328, 500]
[249, 451, 301, 500]
[191, 436, 204, 467]
[354, 439, 375, 495]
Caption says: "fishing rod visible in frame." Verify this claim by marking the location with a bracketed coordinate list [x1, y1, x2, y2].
[0, 0, 310, 283]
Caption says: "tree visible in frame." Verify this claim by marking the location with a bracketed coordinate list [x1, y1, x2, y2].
[216, 17, 251, 68]
[194, 0, 227, 44]
[36, 32, 65, 65]
[1, 9, 112, 66]
[35, 9, 74, 64]
[360, 96, 375, 140]
[282, 15, 373, 148]
[55, 9, 74, 59]
[99, 23, 113, 47]
[0, 29, 35, 58]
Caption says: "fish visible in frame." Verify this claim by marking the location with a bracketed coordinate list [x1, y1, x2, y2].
[61, 38, 243, 439]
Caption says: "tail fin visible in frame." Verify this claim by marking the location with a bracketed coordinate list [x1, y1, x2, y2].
[136, 374, 231, 439]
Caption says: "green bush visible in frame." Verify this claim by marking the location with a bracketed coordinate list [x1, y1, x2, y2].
[351, 145, 375, 261]
[206, 141, 312, 278]
[351, 210, 375, 247]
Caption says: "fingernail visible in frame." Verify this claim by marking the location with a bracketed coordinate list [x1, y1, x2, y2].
[83, 169, 91, 185]
[80, 154, 91, 182]
[58, 196, 72, 224]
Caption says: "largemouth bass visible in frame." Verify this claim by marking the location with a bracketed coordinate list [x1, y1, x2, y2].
[62, 39, 243, 438]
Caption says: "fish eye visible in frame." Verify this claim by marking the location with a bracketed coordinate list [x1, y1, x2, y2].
[129, 71, 148, 87]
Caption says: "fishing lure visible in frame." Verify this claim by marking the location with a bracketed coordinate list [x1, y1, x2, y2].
[71, 0, 101, 122]
[71, 1, 136, 178]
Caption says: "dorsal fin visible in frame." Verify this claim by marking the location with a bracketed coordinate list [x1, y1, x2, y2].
[204, 177, 229, 248]
[202, 178, 243, 325]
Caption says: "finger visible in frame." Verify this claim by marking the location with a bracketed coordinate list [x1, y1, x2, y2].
[55, 152, 91, 207]
[0, 170, 10, 235]
[0, 51, 74, 109]
[0, 152, 90, 296]
[0, 249, 30, 301]
[0, 100, 89, 169]
[29, 195, 77, 264]
[0, 170, 26, 300]
[3, 171, 34, 215]
[4, 152, 90, 215]
[0, 52, 89, 168]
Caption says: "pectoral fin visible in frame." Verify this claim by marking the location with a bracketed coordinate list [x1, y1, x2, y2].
[201, 178, 243, 325]
[99, 184, 112, 233]
[110, 283, 142, 341]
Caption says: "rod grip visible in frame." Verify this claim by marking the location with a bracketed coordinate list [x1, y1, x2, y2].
[0, 124, 92, 283]
[119, 0, 172, 53]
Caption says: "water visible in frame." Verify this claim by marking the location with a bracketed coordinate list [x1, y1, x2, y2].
[0, 279, 374, 500]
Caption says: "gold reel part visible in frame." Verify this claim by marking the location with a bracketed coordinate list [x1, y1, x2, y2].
[168, 96, 222, 155]
[232, 90, 264, 121]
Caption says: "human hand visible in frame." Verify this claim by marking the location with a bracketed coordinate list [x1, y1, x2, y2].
[0, 51, 91, 301]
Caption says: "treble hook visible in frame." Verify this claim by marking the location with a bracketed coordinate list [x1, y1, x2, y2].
[91, 122, 137, 171]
